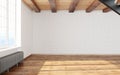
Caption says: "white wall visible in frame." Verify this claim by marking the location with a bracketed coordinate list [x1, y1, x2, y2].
[21, 2, 33, 58]
[33, 11, 120, 55]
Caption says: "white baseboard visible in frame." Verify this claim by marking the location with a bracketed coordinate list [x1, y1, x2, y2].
[32, 49, 120, 55]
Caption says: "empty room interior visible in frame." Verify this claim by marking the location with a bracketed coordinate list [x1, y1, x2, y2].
[0, 0, 120, 75]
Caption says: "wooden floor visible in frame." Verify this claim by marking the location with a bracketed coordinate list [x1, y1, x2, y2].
[2, 55, 120, 75]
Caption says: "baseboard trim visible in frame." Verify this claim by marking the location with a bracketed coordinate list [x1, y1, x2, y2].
[24, 54, 32, 60]
[31, 54, 120, 56]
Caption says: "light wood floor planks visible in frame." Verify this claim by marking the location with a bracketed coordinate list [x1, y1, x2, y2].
[2, 55, 120, 75]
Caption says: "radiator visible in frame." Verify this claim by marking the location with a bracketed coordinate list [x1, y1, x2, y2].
[0, 51, 24, 74]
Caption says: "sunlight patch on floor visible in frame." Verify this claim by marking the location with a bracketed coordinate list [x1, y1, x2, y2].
[37, 60, 120, 75]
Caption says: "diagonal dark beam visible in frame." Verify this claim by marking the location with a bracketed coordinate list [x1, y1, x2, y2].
[69, 0, 80, 12]
[99, 0, 120, 15]
[31, 0, 40, 12]
[48, 0, 57, 12]
[86, 0, 101, 12]
[103, 7, 111, 12]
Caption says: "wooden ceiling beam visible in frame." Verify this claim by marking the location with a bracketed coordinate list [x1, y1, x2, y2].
[69, 0, 80, 12]
[23, 0, 33, 11]
[103, 7, 111, 13]
[86, 0, 101, 12]
[48, 0, 57, 13]
[115, 0, 120, 5]
[31, 0, 40, 12]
